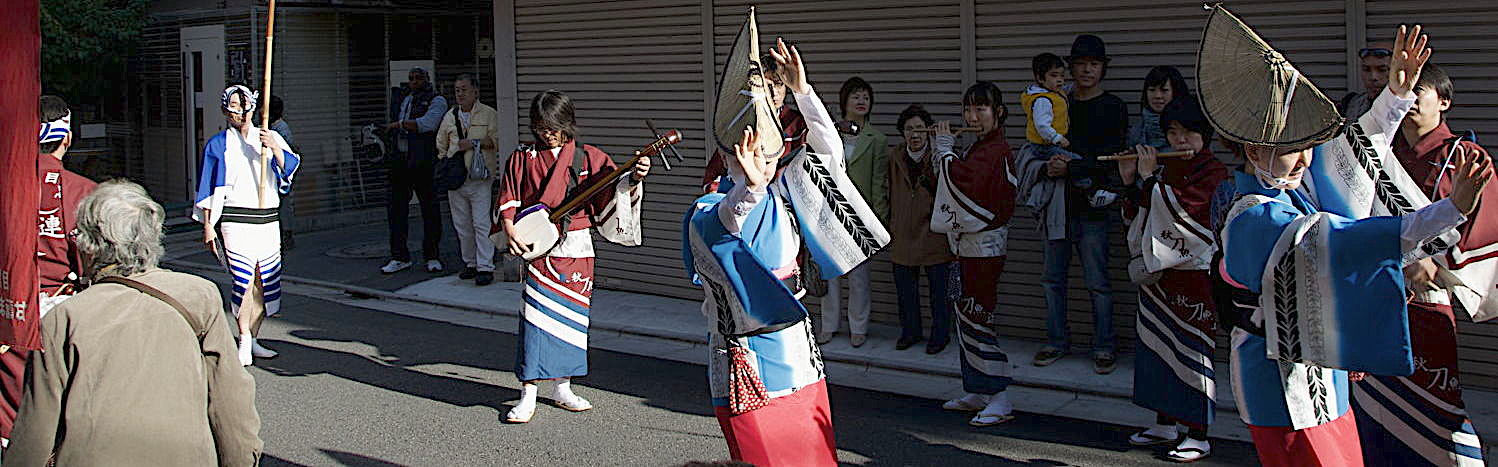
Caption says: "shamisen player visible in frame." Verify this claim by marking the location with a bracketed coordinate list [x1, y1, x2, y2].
[493, 89, 649, 424]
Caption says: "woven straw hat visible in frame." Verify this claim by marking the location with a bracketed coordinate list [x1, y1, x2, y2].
[714, 7, 784, 157]
[1196, 4, 1343, 148]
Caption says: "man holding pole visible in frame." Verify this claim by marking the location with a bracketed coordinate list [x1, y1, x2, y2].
[193, 84, 300, 367]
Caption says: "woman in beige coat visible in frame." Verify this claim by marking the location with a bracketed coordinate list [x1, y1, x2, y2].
[7, 180, 262, 466]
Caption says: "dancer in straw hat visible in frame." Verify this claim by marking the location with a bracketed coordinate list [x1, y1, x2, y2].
[682, 8, 889, 463]
[1201, 5, 1493, 465]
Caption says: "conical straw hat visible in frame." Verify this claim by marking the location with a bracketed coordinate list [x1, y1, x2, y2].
[1197, 4, 1343, 148]
[714, 7, 784, 157]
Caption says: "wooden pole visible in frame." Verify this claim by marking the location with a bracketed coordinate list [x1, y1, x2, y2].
[258, 0, 278, 208]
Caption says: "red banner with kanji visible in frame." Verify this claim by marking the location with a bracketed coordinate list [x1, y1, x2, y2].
[0, 0, 42, 351]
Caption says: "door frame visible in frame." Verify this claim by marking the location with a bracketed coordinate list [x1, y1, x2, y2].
[180, 24, 226, 203]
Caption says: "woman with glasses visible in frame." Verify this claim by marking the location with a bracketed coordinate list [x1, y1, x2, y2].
[494, 89, 651, 423]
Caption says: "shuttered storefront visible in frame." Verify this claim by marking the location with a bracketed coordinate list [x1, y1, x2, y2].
[972, 0, 1351, 351]
[136, 11, 253, 205]
[249, 7, 498, 229]
[134, 4, 494, 230]
[1365, 1, 1498, 389]
[511, 0, 708, 296]
[254, 10, 356, 226]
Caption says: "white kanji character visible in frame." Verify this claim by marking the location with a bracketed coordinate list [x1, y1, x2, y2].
[39, 212, 64, 239]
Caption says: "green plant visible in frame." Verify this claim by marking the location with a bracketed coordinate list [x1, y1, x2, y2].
[40, 0, 150, 113]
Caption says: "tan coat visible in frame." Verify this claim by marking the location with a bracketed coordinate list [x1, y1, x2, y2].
[436, 101, 501, 177]
[8, 269, 262, 467]
[887, 142, 956, 266]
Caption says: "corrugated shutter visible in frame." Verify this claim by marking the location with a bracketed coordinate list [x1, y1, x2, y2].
[1365, 1, 1498, 389]
[974, 0, 1351, 350]
[256, 11, 358, 220]
[713, 0, 965, 325]
[513, 0, 707, 297]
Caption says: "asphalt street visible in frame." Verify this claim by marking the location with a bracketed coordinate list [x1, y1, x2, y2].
[243, 289, 1260, 466]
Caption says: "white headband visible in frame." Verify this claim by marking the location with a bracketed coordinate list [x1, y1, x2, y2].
[221, 85, 259, 115]
[38, 111, 71, 145]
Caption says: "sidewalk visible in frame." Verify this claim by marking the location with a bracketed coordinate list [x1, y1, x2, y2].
[163, 221, 1498, 445]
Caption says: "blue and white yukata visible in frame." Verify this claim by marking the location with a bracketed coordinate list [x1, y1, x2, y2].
[684, 86, 888, 466]
[1219, 89, 1472, 464]
[193, 124, 299, 317]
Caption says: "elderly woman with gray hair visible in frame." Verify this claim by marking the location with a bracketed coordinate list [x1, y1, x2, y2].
[6, 180, 263, 466]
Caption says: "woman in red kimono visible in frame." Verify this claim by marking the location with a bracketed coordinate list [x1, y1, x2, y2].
[1118, 95, 1228, 463]
[931, 81, 1019, 426]
[495, 90, 650, 424]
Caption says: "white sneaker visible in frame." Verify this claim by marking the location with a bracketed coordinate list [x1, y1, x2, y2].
[251, 339, 278, 359]
[425, 259, 443, 272]
[237, 337, 253, 366]
[380, 260, 412, 274]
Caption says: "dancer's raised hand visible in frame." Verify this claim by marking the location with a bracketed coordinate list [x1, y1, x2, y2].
[769, 38, 808, 95]
[1387, 24, 1433, 97]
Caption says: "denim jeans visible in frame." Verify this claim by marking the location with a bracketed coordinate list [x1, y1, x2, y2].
[893, 262, 956, 346]
[1041, 216, 1115, 353]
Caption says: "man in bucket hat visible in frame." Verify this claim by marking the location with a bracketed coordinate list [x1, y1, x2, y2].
[1032, 34, 1128, 374]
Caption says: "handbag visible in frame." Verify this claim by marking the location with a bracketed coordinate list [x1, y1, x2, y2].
[432, 107, 470, 192]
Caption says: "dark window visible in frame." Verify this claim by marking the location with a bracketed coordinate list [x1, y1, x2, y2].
[389, 18, 433, 61]
[192, 51, 203, 93]
[147, 82, 163, 126]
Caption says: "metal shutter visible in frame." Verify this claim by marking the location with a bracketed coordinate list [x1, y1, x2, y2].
[512, 0, 708, 297]
[256, 10, 356, 222]
[1365, 0, 1498, 389]
[974, 0, 1351, 349]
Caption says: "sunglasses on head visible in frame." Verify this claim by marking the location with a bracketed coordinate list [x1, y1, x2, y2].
[1360, 48, 1393, 58]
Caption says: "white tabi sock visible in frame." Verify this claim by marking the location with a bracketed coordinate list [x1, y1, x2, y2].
[1177, 436, 1209, 450]
[506, 383, 538, 422]
[518, 383, 538, 407]
[554, 380, 586, 406]
[980, 391, 1012, 416]
[1170, 436, 1211, 461]
[237, 336, 253, 366]
[1146, 424, 1179, 438]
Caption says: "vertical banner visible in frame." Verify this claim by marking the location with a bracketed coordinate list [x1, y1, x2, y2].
[0, 0, 42, 351]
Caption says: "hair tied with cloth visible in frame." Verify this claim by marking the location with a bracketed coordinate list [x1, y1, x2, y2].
[39, 111, 71, 145]
[220, 85, 259, 116]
